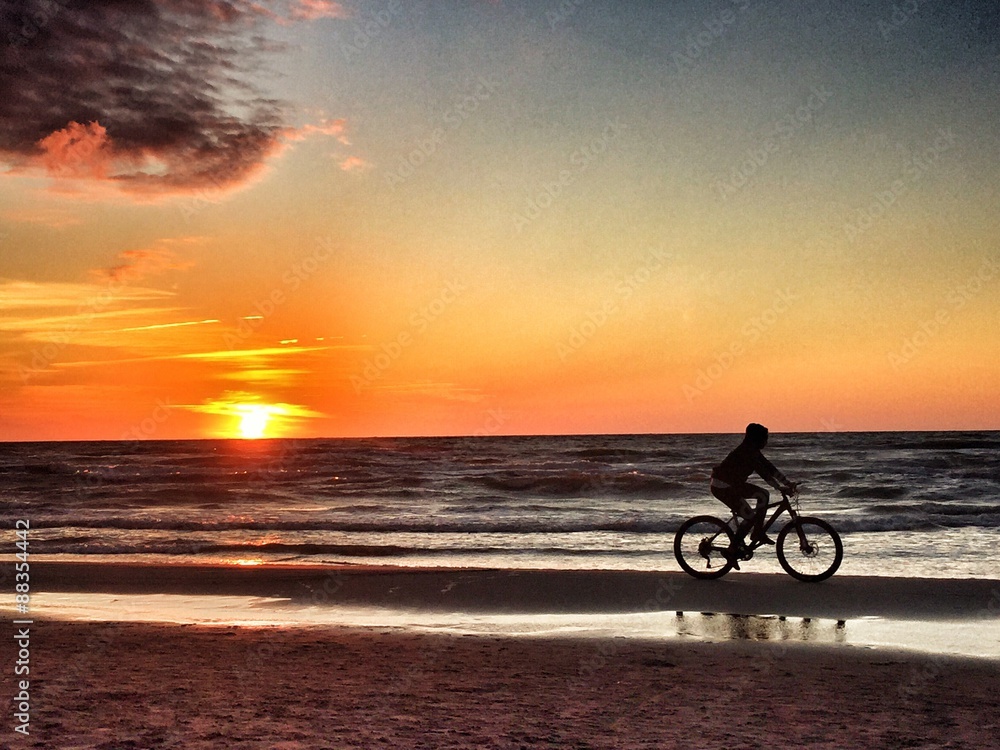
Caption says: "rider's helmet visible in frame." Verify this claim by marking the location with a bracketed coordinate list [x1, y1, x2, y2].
[745, 423, 768, 448]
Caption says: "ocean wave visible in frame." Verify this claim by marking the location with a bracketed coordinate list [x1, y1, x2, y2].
[23, 462, 80, 476]
[570, 448, 651, 460]
[11, 509, 1000, 536]
[476, 470, 685, 497]
[866, 501, 998, 518]
[25, 540, 665, 557]
[11, 516, 685, 535]
[836, 485, 910, 500]
[833, 513, 1000, 532]
[889, 437, 1000, 451]
[25, 540, 416, 556]
[820, 470, 860, 482]
[25, 520, 1000, 559]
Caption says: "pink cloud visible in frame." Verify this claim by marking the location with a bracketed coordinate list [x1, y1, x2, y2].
[290, 0, 347, 21]
[285, 118, 351, 145]
[339, 156, 369, 172]
[37, 122, 114, 180]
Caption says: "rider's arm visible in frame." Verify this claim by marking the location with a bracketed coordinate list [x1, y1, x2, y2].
[756, 454, 794, 492]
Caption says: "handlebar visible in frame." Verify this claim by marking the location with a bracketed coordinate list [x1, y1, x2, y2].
[782, 482, 802, 499]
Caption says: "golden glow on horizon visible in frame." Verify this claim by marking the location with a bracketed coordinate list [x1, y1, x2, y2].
[179, 393, 325, 439]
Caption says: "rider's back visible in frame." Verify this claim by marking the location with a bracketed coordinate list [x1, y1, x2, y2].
[712, 439, 778, 486]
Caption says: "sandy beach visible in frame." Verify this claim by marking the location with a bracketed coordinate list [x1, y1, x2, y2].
[5, 563, 1000, 748]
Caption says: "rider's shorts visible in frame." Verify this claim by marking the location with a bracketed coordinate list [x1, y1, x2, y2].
[710, 478, 767, 517]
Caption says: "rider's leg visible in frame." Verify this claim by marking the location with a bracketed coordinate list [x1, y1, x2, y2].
[730, 499, 755, 540]
[712, 486, 751, 537]
[725, 497, 755, 569]
[744, 484, 770, 543]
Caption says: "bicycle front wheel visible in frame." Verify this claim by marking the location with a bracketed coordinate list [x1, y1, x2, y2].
[776, 517, 843, 582]
[674, 515, 735, 580]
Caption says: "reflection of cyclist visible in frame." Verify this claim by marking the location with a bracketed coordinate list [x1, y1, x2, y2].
[710, 423, 796, 547]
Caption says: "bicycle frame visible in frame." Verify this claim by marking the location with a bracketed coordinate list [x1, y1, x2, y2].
[727, 491, 800, 547]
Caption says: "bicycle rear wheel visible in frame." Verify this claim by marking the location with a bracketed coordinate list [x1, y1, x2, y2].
[776, 517, 843, 582]
[674, 516, 735, 580]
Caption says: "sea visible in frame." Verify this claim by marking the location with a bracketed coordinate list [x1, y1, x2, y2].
[2, 431, 999, 580]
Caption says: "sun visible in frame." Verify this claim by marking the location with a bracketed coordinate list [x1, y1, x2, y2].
[237, 404, 274, 439]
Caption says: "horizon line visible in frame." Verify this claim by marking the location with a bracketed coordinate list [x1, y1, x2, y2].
[2, 427, 998, 445]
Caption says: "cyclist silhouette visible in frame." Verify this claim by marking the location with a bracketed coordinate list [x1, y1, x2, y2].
[710, 423, 797, 547]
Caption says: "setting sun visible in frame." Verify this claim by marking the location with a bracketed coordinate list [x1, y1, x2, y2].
[237, 404, 275, 439]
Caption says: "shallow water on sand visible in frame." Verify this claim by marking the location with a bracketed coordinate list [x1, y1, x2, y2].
[27, 592, 1000, 660]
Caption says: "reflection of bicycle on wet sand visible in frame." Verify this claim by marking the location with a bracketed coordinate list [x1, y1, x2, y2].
[674, 486, 843, 582]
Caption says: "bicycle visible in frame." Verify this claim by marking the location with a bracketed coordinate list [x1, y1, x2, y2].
[673, 487, 843, 582]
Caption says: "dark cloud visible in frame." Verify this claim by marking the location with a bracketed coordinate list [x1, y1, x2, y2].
[0, 0, 317, 196]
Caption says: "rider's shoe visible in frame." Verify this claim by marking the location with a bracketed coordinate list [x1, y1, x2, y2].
[724, 550, 741, 571]
[725, 542, 749, 570]
[751, 533, 776, 546]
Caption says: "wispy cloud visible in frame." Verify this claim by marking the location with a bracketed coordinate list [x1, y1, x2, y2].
[0, 276, 185, 381]
[0, 236, 201, 351]
[372, 382, 485, 403]
[111, 319, 221, 334]
[0, 280, 174, 313]
[176, 345, 330, 361]
[339, 155, 370, 172]
[92, 245, 197, 284]
[0, 269, 356, 382]
[0, 306, 183, 333]
[0, 207, 83, 228]
[218, 367, 309, 384]
[46, 344, 353, 371]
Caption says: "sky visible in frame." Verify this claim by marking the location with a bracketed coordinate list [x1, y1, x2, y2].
[0, 0, 998, 441]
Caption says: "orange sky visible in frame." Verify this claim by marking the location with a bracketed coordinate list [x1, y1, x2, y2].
[1, 1, 998, 440]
